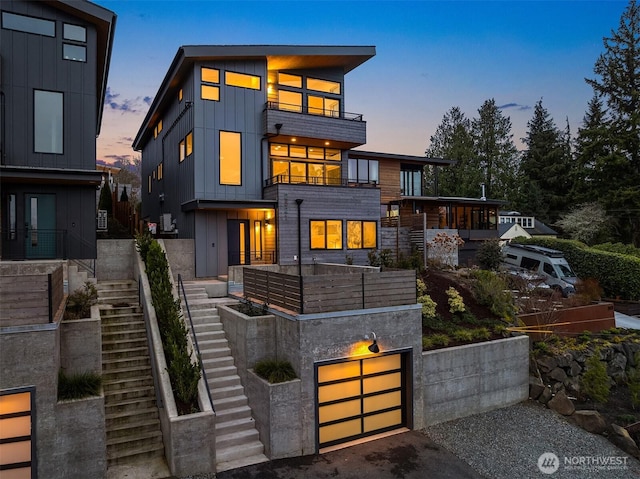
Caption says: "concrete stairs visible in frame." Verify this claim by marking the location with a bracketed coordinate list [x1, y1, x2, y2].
[180, 281, 268, 472]
[98, 280, 165, 467]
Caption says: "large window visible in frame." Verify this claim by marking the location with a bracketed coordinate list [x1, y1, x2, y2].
[278, 90, 302, 112]
[278, 72, 302, 88]
[220, 131, 241, 185]
[225, 71, 261, 90]
[307, 77, 341, 94]
[348, 158, 378, 184]
[347, 221, 377, 249]
[34, 90, 63, 154]
[400, 167, 422, 196]
[311, 220, 342, 250]
[308, 95, 339, 117]
[2, 11, 54, 36]
[201, 67, 220, 101]
[270, 143, 342, 185]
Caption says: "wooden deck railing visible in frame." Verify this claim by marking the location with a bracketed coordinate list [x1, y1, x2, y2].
[243, 268, 416, 314]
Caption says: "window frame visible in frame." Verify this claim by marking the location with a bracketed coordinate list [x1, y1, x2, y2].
[33, 89, 63, 154]
[201, 67, 220, 101]
[310, 219, 343, 250]
[225, 71, 261, 90]
[219, 131, 242, 186]
[347, 220, 377, 249]
[1, 11, 55, 37]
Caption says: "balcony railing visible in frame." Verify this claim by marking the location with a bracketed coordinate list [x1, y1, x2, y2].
[265, 175, 378, 188]
[2, 228, 68, 260]
[228, 250, 276, 266]
[266, 101, 363, 121]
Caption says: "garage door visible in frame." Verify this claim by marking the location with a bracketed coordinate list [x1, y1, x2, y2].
[316, 352, 409, 449]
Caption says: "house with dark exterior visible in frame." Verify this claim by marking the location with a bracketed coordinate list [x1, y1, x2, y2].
[0, 0, 115, 261]
[0, 1, 116, 477]
[134, 45, 500, 276]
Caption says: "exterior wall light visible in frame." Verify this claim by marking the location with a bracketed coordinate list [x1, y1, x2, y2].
[368, 332, 380, 354]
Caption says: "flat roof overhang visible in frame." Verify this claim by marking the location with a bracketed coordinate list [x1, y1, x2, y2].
[348, 150, 453, 167]
[182, 199, 277, 212]
[397, 196, 507, 206]
[0, 166, 103, 185]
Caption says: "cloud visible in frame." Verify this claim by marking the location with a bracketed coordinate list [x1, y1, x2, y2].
[104, 87, 151, 114]
[498, 103, 532, 111]
[143, 96, 153, 105]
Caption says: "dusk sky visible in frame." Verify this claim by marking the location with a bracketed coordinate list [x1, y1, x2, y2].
[94, 0, 628, 165]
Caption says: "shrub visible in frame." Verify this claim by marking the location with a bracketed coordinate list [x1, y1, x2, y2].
[58, 370, 101, 400]
[592, 242, 640, 258]
[254, 359, 297, 383]
[476, 238, 503, 271]
[471, 270, 517, 321]
[418, 294, 437, 320]
[64, 281, 98, 320]
[446, 287, 465, 314]
[472, 327, 492, 340]
[367, 249, 394, 268]
[430, 334, 451, 347]
[452, 329, 474, 342]
[581, 349, 611, 404]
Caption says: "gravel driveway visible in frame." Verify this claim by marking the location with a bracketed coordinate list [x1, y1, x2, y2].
[424, 400, 640, 479]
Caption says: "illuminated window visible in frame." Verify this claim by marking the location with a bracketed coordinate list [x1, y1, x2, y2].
[311, 220, 342, 250]
[220, 131, 241, 185]
[158, 162, 163, 180]
[278, 72, 302, 88]
[309, 95, 340, 117]
[201, 67, 220, 101]
[278, 90, 302, 112]
[0, 388, 35, 477]
[307, 77, 341, 94]
[225, 71, 261, 90]
[179, 139, 185, 162]
[34, 90, 63, 154]
[178, 88, 183, 102]
[347, 221, 377, 249]
[202, 67, 219, 83]
[186, 131, 193, 156]
[179, 131, 193, 162]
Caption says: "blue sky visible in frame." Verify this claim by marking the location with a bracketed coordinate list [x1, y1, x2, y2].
[94, 0, 628, 165]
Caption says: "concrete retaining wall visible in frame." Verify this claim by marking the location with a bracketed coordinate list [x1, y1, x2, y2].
[54, 395, 106, 478]
[96, 239, 135, 280]
[245, 371, 302, 459]
[422, 335, 529, 426]
[59, 304, 101, 375]
[160, 239, 195, 281]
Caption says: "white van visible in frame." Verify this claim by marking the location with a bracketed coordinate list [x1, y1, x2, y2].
[502, 244, 577, 296]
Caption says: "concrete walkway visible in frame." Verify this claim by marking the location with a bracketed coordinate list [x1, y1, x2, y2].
[616, 311, 640, 330]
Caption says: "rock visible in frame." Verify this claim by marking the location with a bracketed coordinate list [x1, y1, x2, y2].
[623, 343, 640, 367]
[568, 360, 582, 377]
[529, 376, 545, 400]
[537, 356, 558, 374]
[609, 424, 640, 459]
[556, 352, 573, 368]
[549, 367, 568, 383]
[539, 386, 553, 405]
[607, 353, 628, 384]
[552, 382, 564, 394]
[548, 390, 575, 416]
[563, 377, 580, 395]
[571, 410, 607, 434]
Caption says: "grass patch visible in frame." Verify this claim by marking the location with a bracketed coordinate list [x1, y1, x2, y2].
[58, 370, 101, 400]
[255, 359, 297, 384]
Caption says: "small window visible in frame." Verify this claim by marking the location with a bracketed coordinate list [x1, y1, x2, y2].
[278, 72, 302, 88]
[311, 220, 342, 250]
[179, 139, 185, 162]
[347, 221, 377, 249]
[202, 67, 219, 84]
[157, 162, 163, 180]
[63, 44, 86, 62]
[307, 77, 340, 94]
[63, 23, 86, 42]
[154, 120, 163, 139]
[201, 84, 219, 101]
[178, 88, 183, 102]
[185, 131, 193, 157]
[270, 144, 288, 157]
[2, 11, 54, 37]
[225, 71, 261, 90]
[148, 175, 152, 193]
[220, 131, 241, 185]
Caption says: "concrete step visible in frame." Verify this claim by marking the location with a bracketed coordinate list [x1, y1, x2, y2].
[105, 406, 160, 428]
[102, 355, 151, 371]
[98, 295, 139, 305]
[105, 397, 157, 416]
[104, 385, 155, 403]
[211, 384, 245, 401]
[216, 428, 259, 449]
[214, 405, 253, 423]
[107, 438, 164, 466]
[203, 362, 237, 377]
[101, 320, 146, 333]
[215, 441, 265, 466]
[103, 376, 154, 391]
[106, 417, 162, 440]
[216, 453, 269, 473]
[102, 365, 152, 381]
[200, 347, 232, 361]
[214, 395, 248, 411]
[100, 307, 143, 318]
[214, 416, 256, 435]
[197, 338, 229, 350]
[102, 336, 147, 351]
[207, 375, 241, 390]
[103, 346, 150, 360]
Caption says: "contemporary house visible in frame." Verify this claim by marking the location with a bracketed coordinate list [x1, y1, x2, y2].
[0, 0, 115, 261]
[0, 0, 116, 477]
[134, 45, 501, 276]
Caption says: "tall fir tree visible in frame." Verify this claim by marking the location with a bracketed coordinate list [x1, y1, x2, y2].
[424, 107, 479, 197]
[471, 99, 519, 202]
[585, 0, 640, 246]
[517, 99, 571, 224]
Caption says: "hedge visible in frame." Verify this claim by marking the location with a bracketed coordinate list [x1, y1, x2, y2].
[516, 237, 640, 301]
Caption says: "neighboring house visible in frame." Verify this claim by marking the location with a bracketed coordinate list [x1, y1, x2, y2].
[0, 1, 116, 477]
[134, 45, 501, 276]
[0, 0, 116, 261]
[498, 222, 531, 243]
[499, 211, 558, 239]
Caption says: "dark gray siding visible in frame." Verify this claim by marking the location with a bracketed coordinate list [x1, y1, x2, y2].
[1, 1, 98, 170]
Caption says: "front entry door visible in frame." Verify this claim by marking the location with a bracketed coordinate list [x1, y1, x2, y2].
[227, 219, 250, 266]
[24, 194, 56, 259]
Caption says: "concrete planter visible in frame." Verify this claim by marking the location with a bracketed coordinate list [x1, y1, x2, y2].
[60, 304, 101, 375]
[55, 395, 106, 479]
[218, 304, 276, 385]
[422, 335, 529, 426]
[246, 370, 302, 459]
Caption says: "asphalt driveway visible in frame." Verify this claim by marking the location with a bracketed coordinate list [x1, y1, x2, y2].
[216, 430, 484, 479]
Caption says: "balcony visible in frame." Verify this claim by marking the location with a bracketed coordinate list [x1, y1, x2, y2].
[265, 174, 377, 188]
[263, 102, 366, 149]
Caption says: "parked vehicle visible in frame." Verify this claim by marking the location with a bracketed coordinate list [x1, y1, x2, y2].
[502, 243, 577, 297]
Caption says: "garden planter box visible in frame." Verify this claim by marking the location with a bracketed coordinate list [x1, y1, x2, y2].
[60, 304, 101, 375]
[518, 302, 615, 340]
[245, 370, 302, 459]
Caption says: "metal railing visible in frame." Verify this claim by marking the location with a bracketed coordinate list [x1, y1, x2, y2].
[2, 228, 68, 260]
[228, 250, 276, 266]
[177, 274, 215, 413]
[265, 175, 377, 188]
[266, 101, 363, 121]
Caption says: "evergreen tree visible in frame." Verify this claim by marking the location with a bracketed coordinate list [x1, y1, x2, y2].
[98, 181, 113, 215]
[517, 99, 571, 224]
[425, 107, 479, 197]
[585, 0, 640, 246]
[471, 99, 519, 202]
